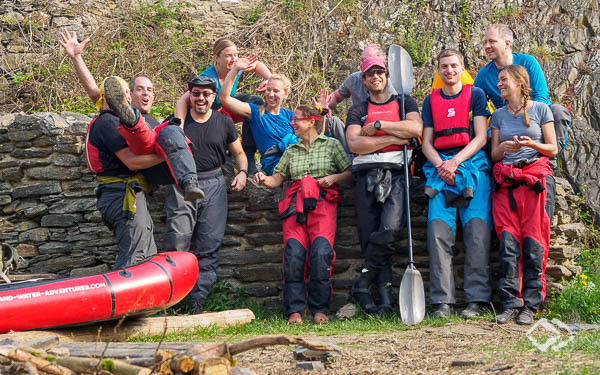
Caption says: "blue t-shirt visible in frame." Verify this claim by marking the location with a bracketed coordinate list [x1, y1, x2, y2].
[473, 53, 551, 109]
[248, 103, 295, 155]
[422, 86, 490, 128]
[200, 65, 243, 109]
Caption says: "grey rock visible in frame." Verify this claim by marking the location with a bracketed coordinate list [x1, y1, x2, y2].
[11, 148, 53, 159]
[12, 182, 61, 198]
[18, 227, 49, 243]
[51, 153, 82, 167]
[296, 361, 326, 371]
[0, 194, 12, 205]
[38, 242, 73, 254]
[41, 214, 82, 227]
[234, 265, 281, 282]
[26, 166, 82, 180]
[0, 166, 23, 181]
[70, 263, 109, 277]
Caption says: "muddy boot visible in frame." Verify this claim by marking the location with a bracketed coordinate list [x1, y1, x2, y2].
[182, 177, 204, 201]
[104, 76, 140, 127]
[349, 267, 378, 315]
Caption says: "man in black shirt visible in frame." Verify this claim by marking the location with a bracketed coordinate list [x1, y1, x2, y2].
[164, 76, 248, 312]
[346, 56, 423, 316]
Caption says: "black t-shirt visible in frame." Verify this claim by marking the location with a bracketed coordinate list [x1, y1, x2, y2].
[345, 94, 420, 127]
[87, 110, 132, 178]
[143, 113, 160, 128]
[184, 111, 238, 172]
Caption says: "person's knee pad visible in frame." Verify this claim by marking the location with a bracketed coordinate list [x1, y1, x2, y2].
[283, 238, 307, 283]
[499, 231, 521, 279]
[522, 236, 544, 278]
[309, 237, 334, 281]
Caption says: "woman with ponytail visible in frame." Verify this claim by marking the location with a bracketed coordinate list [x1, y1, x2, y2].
[254, 92, 352, 324]
[490, 64, 557, 325]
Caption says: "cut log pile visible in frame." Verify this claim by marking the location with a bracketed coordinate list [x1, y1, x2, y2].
[0, 335, 342, 375]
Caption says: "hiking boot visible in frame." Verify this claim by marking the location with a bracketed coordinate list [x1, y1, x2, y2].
[104, 76, 140, 127]
[431, 303, 452, 318]
[460, 302, 487, 319]
[494, 308, 520, 324]
[516, 307, 535, 325]
[183, 178, 204, 201]
[349, 268, 378, 316]
[189, 300, 204, 315]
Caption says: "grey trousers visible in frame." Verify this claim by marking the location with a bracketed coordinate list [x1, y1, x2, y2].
[96, 184, 157, 270]
[325, 116, 351, 157]
[163, 172, 227, 306]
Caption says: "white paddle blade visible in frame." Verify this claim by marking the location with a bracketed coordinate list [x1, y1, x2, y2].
[399, 264, 426, 325]
[387, 44, 414, 96]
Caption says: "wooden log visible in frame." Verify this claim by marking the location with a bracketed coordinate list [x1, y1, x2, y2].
[154, 350, 173, 375]
[1, 309, 255, 342]
[227, 335, 339, 355]
[191, 358, 231, 375]
[0, 347, 75, 375]
[55, 357, 151, 375]
[169, 355, 195, 373]
[59, 342, 194, 359]
[10, 361, 39, 375]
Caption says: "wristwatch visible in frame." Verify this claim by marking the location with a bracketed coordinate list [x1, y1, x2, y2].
[374, 120, 382, 130]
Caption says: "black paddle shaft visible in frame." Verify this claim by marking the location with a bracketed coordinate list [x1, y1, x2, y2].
[400, 96, 414, 265]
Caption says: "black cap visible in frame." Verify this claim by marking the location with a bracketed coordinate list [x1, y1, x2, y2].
[187, 76, 217, 92]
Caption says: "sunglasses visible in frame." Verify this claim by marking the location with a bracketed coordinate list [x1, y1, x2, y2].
[190, 91, 214, 98]
[363, 69, 387, 78]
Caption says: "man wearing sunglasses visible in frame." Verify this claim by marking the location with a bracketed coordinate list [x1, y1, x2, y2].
[346, 56, 423, 316]
[163, 75, 248, 313]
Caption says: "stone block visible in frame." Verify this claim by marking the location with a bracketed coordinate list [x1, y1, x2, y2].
[0, 160, 19, 169]
[0, 217, 14, 233]
[53, 143, 84, 154]
[18, 202, 50, 218]
[225, 223, 246, 235]
[246, 232, 283, 246]
[49, 198, 96, 214]
[0, 182, 12, 194]
[22, 160, 52, 168]
[18, 227, 49, 243]
[245, 284, 279, 297]
[332, 259, 350, 274]
[549, 245, 580, 260]
[10, 148, 53, 159]
[0, 195, 11, 205]
[6, 129, 42, 142]
[70, 263, 109, 277]
[26, 166, 82, 180]
[51, 153, 82, 167]
[41, 213, 82, 227]
[219, 249, 281, 265]
[13, 220, 39, 232]
[221, 237, 242, 247]
[0, 144, 16, 153]
[32, 136, 56, 147]
[0, 166, 23, 182]
[15, 243, 38, 257]
[293, 346, 342, 362]
[245, 222, 282, 234]
[296, 361, 325, 371]
[546, 264, 573, 278]
[38, 242, 73, 254]
[234, 265, 281, 282]
[12, 182, 61, 198]
[227, 211, 262, 223]
[333, 246, 361, 259]
[15, 141, 33, 148]
[28, 255, 96, 273]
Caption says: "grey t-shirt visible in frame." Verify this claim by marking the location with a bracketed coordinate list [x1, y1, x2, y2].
[337, 71, 397, 106]
[490, 101, 554, 164]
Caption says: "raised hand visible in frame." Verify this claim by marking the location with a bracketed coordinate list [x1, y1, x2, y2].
[59, 28, 89, 58]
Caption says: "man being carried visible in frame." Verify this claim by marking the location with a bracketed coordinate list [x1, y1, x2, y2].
[346, 56, 423, 315]
[421, 49, 493, 318]
[61, 29, 203, 199]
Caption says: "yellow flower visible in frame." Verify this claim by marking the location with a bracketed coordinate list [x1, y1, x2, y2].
[581, 280, 588, 286]
[581, 274, 588, 280]
[593, 310, 598, 315]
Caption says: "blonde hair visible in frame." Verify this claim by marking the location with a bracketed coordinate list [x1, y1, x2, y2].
[487, 24, 514, 45]
[499, 65, 531, 126]
[267, 74, 291, 94]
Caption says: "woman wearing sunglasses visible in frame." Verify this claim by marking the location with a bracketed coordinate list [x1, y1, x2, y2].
[253, 93, 352, 324]
[218, 56, 298, 175]
[490, 65, 557, 325]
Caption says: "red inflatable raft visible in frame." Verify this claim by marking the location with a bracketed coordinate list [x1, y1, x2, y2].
[0, 251, 198, 333]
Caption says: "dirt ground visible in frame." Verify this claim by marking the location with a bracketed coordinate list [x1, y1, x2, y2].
[234, 321, 599, 374]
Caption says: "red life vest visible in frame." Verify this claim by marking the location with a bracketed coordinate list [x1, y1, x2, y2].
[84, 116, 103, 174]
[364, 97, 405, 154]
[431, 84, 472, 150]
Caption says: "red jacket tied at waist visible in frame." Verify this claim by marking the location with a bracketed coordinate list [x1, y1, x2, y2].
[493, 157, 552, 189]
[278, 176, 341, 224]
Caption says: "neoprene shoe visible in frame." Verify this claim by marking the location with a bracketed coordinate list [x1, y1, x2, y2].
[104, 76, 140, 127]
[516, 307, 535, 325]
[183, 179, 204, 201]
[431, 303, 452, 318]
[494, 308, 520, 324]
[460, 302, 486, 319]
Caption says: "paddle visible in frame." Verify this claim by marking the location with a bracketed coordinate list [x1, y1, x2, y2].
[387, 45, 426, 325]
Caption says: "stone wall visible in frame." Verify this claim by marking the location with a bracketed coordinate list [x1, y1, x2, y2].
[0, 112, 585, 310]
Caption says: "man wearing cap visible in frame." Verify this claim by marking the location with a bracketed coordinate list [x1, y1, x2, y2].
[345, 56, 423, 315]
[164, 75, 248, 312]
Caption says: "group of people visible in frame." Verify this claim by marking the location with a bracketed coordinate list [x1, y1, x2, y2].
[60, 22, 571, 326]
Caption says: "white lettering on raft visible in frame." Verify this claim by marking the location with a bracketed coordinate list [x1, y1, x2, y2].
[0, 282, 106, 302]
